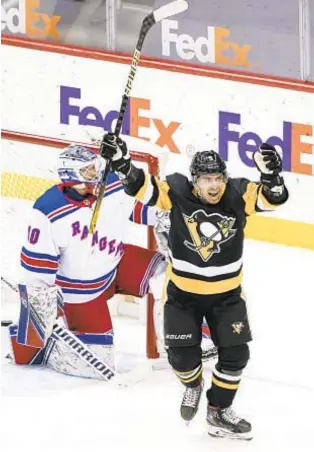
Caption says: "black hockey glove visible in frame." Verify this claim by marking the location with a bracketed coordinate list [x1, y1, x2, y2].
[100, 133, 131, 176]
[253, 143, 288, 203]
[253, 143, 284, 189]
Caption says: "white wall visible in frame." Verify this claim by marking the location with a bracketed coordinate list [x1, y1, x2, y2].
[2, 44, 314, 227]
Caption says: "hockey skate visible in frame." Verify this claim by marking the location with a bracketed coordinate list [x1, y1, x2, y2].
[180, 378, 204, 423]
[206, 405, 252, 441]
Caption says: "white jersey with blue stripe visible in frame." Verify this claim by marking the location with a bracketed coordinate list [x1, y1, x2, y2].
[20, 172, 158, 304]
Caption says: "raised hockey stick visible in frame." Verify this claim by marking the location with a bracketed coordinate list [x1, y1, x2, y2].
[88, 0, 189, 234]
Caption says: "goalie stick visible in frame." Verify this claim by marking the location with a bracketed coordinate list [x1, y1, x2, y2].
[1, 276, 18, 326]
[88, 0, 189, 234]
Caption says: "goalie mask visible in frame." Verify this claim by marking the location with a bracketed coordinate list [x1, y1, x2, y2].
[58, 145, 105, 195]
[190, 150, 227, 204]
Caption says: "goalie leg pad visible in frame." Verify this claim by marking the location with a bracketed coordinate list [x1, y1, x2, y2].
[17, 284, 57, 348]
[8, 324, 45, 365]
[57, 288, 65, 319]
[44, 323, 115, 381]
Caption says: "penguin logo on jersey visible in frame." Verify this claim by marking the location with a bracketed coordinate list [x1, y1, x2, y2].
[183, 210, 236, 262]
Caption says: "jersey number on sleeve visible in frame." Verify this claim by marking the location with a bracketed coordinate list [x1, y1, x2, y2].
[28, 227, 40, 245]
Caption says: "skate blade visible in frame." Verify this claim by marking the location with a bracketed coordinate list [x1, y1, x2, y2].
[181, 410, 198, 424]
[202, 349, 218, 361]
[207, 425, 253, 441]
[202, 354, 218, 362]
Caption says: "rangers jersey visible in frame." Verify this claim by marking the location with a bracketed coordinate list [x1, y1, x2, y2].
[20, 172, 157, 303]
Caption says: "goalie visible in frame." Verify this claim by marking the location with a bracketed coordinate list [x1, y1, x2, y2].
[8, 144, 167, 381]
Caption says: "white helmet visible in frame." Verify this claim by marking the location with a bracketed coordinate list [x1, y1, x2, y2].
[58, 145, 105, 194]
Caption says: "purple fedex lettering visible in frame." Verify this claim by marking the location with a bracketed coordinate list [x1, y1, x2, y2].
[218, 111, 292, 171]
[60, 86, 131, 134]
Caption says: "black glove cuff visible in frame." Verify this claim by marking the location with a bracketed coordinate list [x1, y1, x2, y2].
[262, 184, 289, 205]
[261, 173, 288, 205]
[111, 158, 131, 175]
[122, 164, 145, 196]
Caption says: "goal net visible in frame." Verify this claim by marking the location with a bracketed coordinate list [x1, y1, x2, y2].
[1, 130, 160, 359]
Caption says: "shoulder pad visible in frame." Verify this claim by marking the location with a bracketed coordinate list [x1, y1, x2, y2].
[228, 178, 251, 198]
[166, 173, 191, 194]
[34, 185, 70, 217]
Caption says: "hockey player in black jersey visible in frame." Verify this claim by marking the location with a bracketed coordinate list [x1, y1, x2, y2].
[100, 134, 288, 441]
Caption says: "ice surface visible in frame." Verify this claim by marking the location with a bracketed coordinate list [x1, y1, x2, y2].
[2, 240, 314, 452]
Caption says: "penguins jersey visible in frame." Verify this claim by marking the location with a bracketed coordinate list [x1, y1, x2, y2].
[128, 172, 288, 295]
[20, 172, 157, 304]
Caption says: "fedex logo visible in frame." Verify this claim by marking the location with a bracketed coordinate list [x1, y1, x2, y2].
[1, 0, 61, 39]
[219, 111, 314, 175]
[60, 86, 181, 153]
[162, 19, 252, 68]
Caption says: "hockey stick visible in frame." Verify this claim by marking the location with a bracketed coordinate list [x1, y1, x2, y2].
[1, 277, 18, 326]
[1, 276, 18, 293]
[88, 0, 189, 234]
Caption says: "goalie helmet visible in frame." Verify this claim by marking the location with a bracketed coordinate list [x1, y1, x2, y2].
[58, 145, 105, 193]
[190, 150, 227, 180]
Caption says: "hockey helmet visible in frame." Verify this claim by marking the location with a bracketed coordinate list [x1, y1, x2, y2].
[190, 150, 227, 179]
[58, 145, 105, 188]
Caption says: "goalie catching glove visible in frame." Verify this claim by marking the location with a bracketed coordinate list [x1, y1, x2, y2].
[100, 133, 131, 177]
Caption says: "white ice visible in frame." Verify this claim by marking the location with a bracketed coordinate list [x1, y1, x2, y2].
[2, 240, 314, 452]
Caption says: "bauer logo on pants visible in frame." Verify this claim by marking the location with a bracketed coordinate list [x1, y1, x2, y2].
[165, 334, 192, 340]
